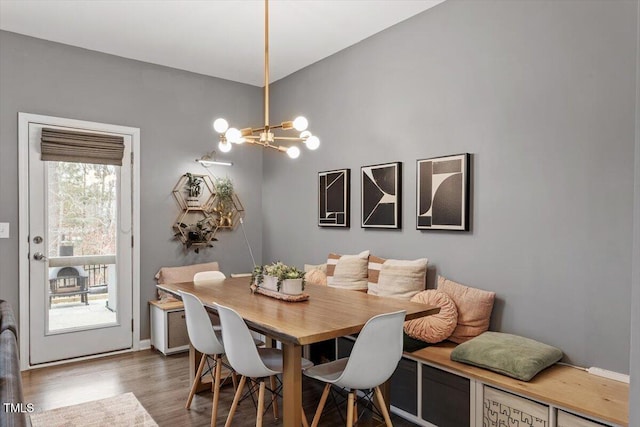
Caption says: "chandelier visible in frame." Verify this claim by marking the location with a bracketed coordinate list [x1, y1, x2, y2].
[212, 0, 320, 159]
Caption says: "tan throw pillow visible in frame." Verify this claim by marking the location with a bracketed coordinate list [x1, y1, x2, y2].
[327, 250, 370, 291]
[367, 255, 386, 290]
[304, 263, 327, 274]
[404, 290, 458, 343]
[155, 262, 220, 284]
[306, 269, 327, 286]
[368, 258, 428, 300]
[437, 275, 495, 343]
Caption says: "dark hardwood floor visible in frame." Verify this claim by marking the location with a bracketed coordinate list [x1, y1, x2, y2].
[21, 350, 418, 426]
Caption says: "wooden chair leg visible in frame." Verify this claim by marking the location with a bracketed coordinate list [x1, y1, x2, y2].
[210, 355, 223, 427]
[353, 389, 358, 424]
[270, 375, 279, 420]
[301, 407, 310, 427]
[186, 354, 207, 409]
[374, 386, 393, 427]
[231, 372, 239, 391]
[224, 376, 246, 427]
[311, 384, 331, 427]
[257, 380, 266, 427]
[346, 392, 354, 427]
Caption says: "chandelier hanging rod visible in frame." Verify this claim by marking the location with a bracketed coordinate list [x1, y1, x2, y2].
[212, 0, 320, 159]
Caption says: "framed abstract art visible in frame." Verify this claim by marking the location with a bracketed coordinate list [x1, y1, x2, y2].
[318, 169, 350, 227]
[416, 153, 470, 231]
[361, 162, 402, 229]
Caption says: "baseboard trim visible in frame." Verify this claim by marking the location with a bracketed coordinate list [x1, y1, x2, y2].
[138, 339, 151, 350]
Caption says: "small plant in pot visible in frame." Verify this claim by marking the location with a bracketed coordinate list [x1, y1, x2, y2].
[252, 262, 305, 295]
[185, 173, 203, 207]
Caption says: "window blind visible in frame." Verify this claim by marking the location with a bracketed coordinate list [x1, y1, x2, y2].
[41, 128, 125, 166]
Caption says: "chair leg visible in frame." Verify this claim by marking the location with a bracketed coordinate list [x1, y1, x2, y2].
[301, 407, 310, 427]
[186, 354, 207, 409]
[232, 371, 239, 391]
[269, 375, 279, 420]
[311, 384, 331, 427]
[257, 380, 266, 427]
[374, 386, 393, 427]
[353, 389, 358, 424]
[346, 392, 354, 427]
[224, 375, 246, 427]
[210, 355, 223, 427]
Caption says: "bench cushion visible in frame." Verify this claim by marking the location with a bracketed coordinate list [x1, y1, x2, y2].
[450, 331, 563, 381]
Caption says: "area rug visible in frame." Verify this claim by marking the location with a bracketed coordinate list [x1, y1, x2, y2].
[30, 392, 158, 427]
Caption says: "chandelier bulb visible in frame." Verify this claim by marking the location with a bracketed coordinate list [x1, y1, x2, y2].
[218, 140, 232, 153]
[293, 116, 308, 132]
[286, 146, 301, 159]
[213, 118, 229, 134]
[225, 127, 241, 143]
[300, 130, 312, 139]
[305, 135, 320, 150]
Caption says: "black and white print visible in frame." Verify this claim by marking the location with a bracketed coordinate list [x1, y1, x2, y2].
[417, 153, 470, 231]
[361, 162, 402, 229]
[318, 169, 350, 227]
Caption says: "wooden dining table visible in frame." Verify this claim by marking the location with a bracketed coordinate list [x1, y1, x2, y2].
[157, 277, 439, 427]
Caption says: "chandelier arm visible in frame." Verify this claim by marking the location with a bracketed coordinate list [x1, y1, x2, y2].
[273, 136, 305, 141]
[264, 0, 270, 128]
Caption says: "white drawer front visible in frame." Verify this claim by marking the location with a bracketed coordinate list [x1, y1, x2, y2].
[484, 386, 548, 427]
[557, 410, 609, 427]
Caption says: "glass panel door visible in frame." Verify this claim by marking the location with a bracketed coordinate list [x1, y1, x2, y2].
[46, 161, 118, 333]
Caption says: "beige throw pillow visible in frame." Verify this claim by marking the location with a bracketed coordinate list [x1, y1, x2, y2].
[437, 275, 496, 343]
[368, 258, 428, 300]
[304, 263, 327, 274]
[327, 250, 370, 291]
[305, 269, 327, 286]
[155, 262, 220, 285]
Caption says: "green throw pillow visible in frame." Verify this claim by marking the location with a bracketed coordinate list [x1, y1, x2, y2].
[450, 331, 563, 381]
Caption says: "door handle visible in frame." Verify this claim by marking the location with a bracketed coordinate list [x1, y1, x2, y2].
[33, 252, 48, 261]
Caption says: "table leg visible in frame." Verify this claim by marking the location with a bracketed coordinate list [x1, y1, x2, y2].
[282, 343, 302, 427]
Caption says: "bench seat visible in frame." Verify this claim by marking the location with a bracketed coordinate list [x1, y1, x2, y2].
[405, 341, 629, 426]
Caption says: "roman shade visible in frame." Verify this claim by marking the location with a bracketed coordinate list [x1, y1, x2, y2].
[41, 128, 125, 166]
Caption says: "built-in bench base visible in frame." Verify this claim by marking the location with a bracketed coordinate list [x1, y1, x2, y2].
[334, 338, 628, 427]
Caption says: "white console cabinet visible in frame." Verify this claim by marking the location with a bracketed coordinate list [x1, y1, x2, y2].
[150, 300, 190, 355]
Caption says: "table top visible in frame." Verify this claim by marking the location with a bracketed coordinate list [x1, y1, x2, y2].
[157, 277, 440, 346]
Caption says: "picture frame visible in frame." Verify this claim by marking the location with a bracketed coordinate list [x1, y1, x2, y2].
[416, 153, 470, 231]
[318, 169, 350, 227]
[361, 162, 402, 229]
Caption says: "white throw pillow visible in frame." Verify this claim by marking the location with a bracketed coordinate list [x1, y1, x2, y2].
[304, 263, 327, 274]
[327, 250, 370, 291]
[368, 258, 428, 300]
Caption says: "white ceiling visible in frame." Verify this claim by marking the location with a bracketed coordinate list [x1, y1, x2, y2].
[0, 0, 445, 86]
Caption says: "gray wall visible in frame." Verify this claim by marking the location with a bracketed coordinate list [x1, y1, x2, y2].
[264, 0, 638, 373]
[0, 31, 264, 340]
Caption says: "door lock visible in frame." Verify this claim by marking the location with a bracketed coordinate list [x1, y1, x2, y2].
[33, 236, 43, 244]
[33, 252, 47, 261]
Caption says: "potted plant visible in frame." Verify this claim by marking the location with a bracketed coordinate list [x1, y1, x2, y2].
[252, 262, 305, 295]
[174, 217, 218, 253]
[185, 173, 203, 207]
[213, 176, 235, 226]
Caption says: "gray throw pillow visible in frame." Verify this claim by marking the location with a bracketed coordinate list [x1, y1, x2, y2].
[450, 331, 563, 381]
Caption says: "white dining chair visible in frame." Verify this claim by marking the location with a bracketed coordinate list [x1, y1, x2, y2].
[193, 270, 226, 285]
[303, 310, 406, 427]
[214, 303, 313, 427]
[181, 291, 234, 427]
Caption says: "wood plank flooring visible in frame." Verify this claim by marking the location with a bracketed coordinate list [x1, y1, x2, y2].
[21, 350, 419, 426]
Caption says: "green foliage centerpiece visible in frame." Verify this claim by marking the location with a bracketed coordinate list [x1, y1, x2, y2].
[252, 262, 305, 295]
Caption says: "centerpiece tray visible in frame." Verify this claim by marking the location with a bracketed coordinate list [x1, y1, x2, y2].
[250, 284, 309, 302]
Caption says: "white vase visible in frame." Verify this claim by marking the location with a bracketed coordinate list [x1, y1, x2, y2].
[280, 278, 303, 296]
[261, 275, 279, 292]
[186, 196, 200, 207]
